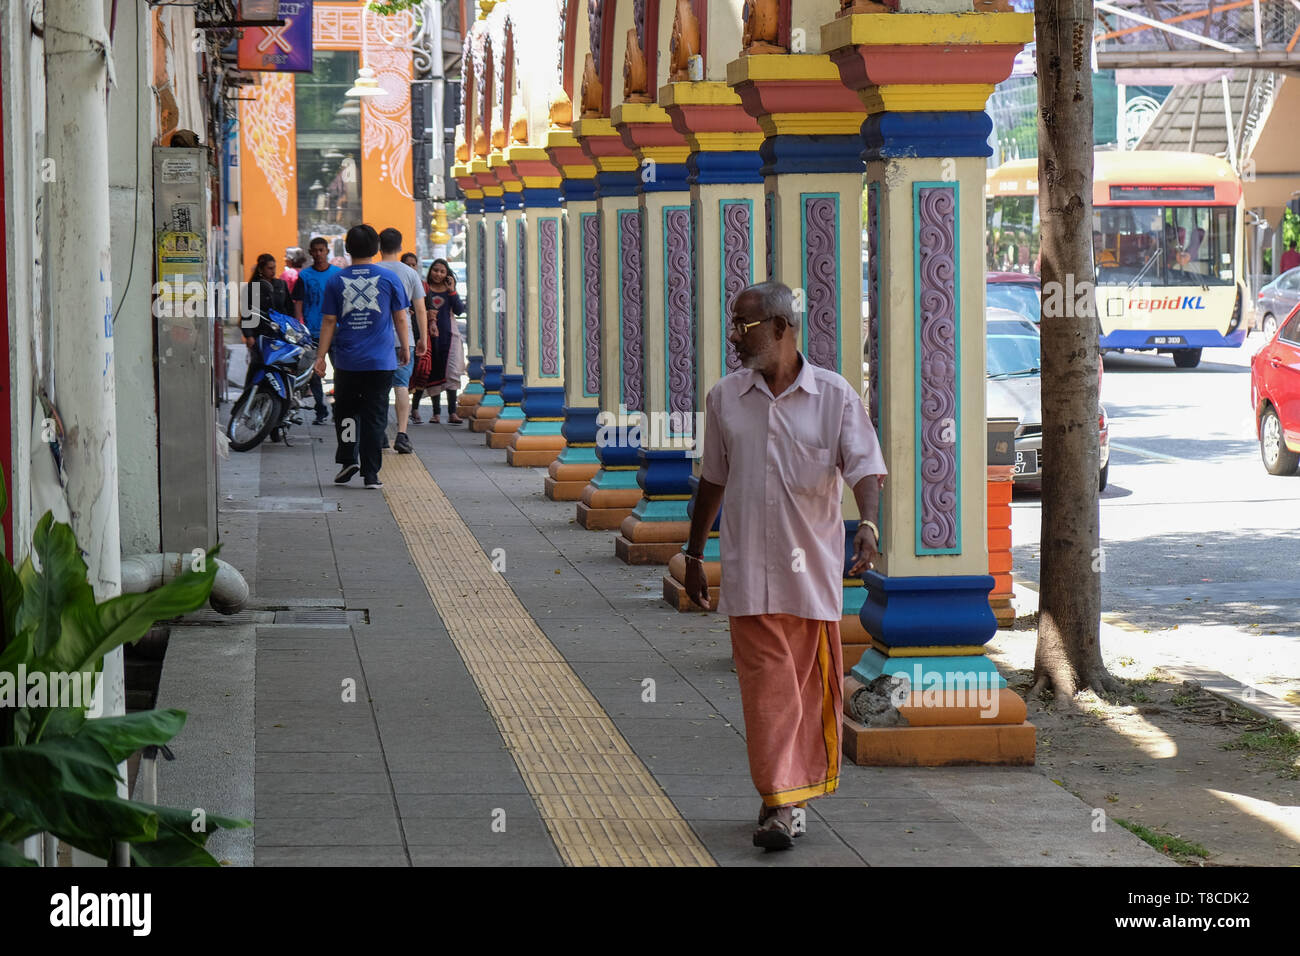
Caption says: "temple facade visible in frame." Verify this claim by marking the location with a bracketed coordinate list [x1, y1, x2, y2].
[451, 0, 1036, 766]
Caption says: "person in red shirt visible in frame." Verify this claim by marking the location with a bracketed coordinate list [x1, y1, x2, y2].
[1281, 240, 1300, 274]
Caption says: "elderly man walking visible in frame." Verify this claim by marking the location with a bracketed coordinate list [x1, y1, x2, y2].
[684, 281, 887, 851]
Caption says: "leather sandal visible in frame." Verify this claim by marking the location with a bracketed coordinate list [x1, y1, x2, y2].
[753, 806, 795, 851]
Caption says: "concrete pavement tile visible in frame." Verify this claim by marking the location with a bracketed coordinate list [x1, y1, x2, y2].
[807, 796, 960, 823]
[400, 814, 553, 846]
[408, 843, 563, 866]
[254, 791, 396, 818]
[257, 722, 382, 752]
[383, 750, 521, 775]
[378, 731, 509, 753]
[254, 845, 409, 867]
[255, 752, 385, 773]
[390, 771, 530, 794]
[253, 815, 403, 846]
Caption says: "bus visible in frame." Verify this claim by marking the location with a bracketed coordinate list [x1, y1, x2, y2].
[986, 151, 1247, 368]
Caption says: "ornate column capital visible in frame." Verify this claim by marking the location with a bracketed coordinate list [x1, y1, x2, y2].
[611, 103, 691, 167]
[725, 54, 865, 139]
[659, 81, 764, 155]
[822, 12, 1033, 114]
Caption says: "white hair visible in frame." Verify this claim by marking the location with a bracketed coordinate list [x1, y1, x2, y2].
[743, 281, 799, 329]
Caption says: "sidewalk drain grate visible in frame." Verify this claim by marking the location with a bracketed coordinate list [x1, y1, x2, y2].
[272, 609, 369, 625]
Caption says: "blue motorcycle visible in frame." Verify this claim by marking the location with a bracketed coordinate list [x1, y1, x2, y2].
[226, 308, 316, 451]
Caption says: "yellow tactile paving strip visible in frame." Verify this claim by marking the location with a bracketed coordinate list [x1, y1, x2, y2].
[381, 453, 716, 867]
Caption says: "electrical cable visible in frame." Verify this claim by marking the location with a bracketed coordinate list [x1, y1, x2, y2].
[110, 0, 142, 326]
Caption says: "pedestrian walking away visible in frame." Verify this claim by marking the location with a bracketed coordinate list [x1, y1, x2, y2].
[375, 228, 429, 454]
[293, 237, 342, 424]
[412, 258, 465, 424]
[314, 224, 411, 490]
[683, 281, 887, 852]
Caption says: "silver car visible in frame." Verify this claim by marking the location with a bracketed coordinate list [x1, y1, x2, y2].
[1256, 267, 1300, 339]
[986, 309, 1111, 491]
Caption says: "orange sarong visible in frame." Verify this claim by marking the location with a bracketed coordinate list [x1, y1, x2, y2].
[729, 614, 843, 809]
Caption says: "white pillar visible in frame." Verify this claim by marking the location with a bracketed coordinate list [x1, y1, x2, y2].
[46, 0, 126, 862]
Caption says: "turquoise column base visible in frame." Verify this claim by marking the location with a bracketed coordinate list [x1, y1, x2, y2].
[557, 445, 599, 466]
[517, 420, 564, 437]
[464, 383, 486, 396]
[851, 649, 1007, 690]
[629, 498, 690, 523]
[479, 394, 504, 408]
[590, 469, 641, 491]
[498, 405, 526, 421]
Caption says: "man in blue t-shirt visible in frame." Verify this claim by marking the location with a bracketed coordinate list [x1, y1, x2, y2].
[314, 224, 411, 489]
[293, 236, 341, 424]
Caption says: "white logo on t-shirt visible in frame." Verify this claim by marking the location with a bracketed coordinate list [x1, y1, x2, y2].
[340, 274, 381, 314]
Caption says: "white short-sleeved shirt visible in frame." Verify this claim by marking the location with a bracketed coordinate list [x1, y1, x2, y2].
[699, 354, 887, 621]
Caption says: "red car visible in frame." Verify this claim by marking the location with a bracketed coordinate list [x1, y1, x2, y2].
[1251, 302, 1300, 475]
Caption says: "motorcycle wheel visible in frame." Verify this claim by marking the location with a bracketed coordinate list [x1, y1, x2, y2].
[227, 388, 286, 451]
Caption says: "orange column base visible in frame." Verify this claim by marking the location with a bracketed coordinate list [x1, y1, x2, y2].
[545, 456, 601, 500]
[469, 403, 502, 432]
[662, 552, 720, 611]
[841, 675, 1036, 766]
[613, 513, 691, 565]
[486, 414, 524, 449]
[575, 478, 642, 530]
[505, 431, 566, 467]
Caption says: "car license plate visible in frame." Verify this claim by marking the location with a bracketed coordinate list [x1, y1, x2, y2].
[1014, 449, 1038, 476]
[1146, 335, 1186, 345]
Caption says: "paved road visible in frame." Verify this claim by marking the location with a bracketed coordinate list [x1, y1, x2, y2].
[1010, 332, 1300, 681]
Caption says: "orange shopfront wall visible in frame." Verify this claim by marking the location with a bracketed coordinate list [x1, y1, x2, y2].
[238, 7, 415, 277]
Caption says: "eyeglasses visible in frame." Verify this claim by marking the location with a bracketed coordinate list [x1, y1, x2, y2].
[731, 316, 773, 335]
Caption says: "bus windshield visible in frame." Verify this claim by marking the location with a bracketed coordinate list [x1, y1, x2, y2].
[1094, 205, 1235, 286]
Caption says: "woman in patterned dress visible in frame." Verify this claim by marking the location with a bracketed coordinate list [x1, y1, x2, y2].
[411, 258, 465, 424]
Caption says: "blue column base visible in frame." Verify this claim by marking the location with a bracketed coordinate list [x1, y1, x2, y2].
[482, 364, 504, 393]
[521, 385, 565, 420]
[562, 405, 600, 444]
[500, 373, 524, 405]
[858, 571, 997, 649]
[637, 448, 694, 498]
[467, 354, 484, 380]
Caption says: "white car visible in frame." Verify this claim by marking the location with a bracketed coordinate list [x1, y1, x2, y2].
[986, 308, 1111, 491]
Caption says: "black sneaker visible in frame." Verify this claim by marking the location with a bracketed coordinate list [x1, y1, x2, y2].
[364, 477, 384, 490]
[334, 464, 359, 484]
[313, 412, 330, 425]
[394, 432, 413, 454]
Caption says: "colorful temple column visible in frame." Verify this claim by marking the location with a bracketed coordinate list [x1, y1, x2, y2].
[471, 164, 507, 432]
[727, 2, 870, 661]
[824, 6, 1036, 764]
[505, 146, 567, 466]
[457, 173, 487, 418]
[659, 23, 767, 609]
[573, 113, 645, 530]
[610, 102, 695, 564]
[544, 116, 603, 498]
[487, 147, 526, 450]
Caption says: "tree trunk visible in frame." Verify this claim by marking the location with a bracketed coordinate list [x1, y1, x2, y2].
[1032, 0, 1119, 698]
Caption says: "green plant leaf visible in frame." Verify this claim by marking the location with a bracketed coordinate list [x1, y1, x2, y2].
[16, 514, 95, 659]
[0, 628, 33, 677]
[0, 557, 21, 643]
[0, 841, 37, 867]
[41, 563, 217, 676]
[75, 709, 187, 764]
[0, 736, 156, 856]
[125, 802, 251, 867]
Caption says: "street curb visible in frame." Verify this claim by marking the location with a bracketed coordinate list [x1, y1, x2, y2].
[1010, 580, 1300, 735]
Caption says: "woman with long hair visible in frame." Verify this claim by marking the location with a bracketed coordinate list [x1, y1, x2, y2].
[410, 258, 465, 424]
